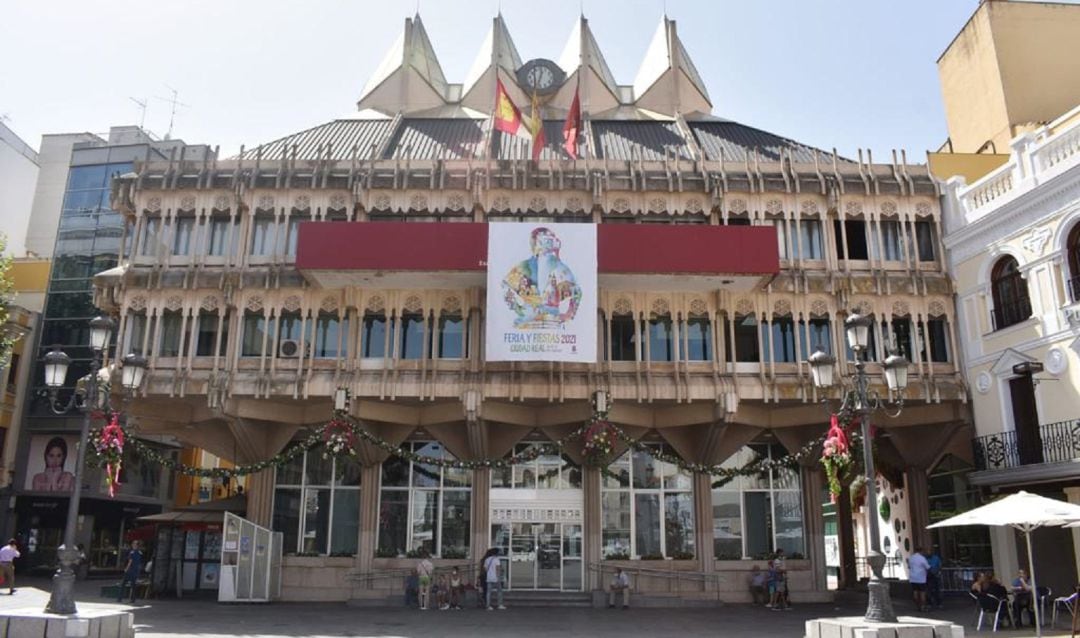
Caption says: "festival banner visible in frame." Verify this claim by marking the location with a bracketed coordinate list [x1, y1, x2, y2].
[485, 223, 597, 362]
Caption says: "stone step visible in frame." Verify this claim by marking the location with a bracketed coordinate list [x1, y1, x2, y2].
[502, 590, 594, 607]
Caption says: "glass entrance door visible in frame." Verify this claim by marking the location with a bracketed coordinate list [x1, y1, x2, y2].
[492, 522, 581, 591]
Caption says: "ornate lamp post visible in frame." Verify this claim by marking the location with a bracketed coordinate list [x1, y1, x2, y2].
[41, 316, 147, 615]
[807, 311, 910, 624]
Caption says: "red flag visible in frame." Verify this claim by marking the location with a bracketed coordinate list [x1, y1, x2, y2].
[563, 86, 582, 159]
[494, 79, 529, 139]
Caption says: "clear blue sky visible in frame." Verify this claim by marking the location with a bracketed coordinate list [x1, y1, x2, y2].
[0, 0, 995, 161]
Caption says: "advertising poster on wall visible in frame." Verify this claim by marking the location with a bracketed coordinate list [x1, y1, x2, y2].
[485, 223, 597, 362]
[24, 434, 80, 493]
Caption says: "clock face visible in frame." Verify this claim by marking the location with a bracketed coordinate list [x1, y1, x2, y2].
[517, 59, 565, 95]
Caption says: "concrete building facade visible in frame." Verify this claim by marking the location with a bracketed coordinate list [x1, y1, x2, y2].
[94, 15, 969, 604]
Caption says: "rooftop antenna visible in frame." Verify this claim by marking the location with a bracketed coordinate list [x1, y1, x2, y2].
[154, 85, 190, 140]
[129, 97, 149, 130]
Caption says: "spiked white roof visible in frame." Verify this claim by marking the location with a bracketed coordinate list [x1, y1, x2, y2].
[461, 14, 526, 113]
[633, 16, 711, 116]
[357, 15, 449, 115]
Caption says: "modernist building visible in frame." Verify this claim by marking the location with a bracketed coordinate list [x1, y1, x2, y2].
[10, 126, 215, 573]
[97, 15, 968, 603]
[938, 0, 1080, 597]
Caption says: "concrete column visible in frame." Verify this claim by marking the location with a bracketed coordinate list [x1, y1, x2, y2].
[694, 473, 715, 580]
[471, 468, 491, 560]
[583, 466, 602, 591]
[245, 469, 274, 527]
[1064, 487, 1080, 584]
[356, 464, 381, 585]
[904, 467, 932, 552]
[800, 464, 828, 593]
[990, 525, 1020, 584]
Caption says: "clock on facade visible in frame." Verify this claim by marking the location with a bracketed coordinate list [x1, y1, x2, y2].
[516, 59, 566, 95]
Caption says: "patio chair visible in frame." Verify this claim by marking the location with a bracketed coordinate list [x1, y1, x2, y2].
[1052, 592, 1078, 628]
[972, 592, 1008, 632]
[1036, 586, 1051, 624]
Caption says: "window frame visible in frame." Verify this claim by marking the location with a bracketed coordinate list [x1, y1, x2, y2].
[272, 449, 362, 556]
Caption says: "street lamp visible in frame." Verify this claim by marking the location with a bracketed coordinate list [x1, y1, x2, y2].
[40, 316, 146, 615]
[807, 311, 910, 624]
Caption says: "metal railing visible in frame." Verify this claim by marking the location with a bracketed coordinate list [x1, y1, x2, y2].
[587, 562, 725, 602]
[940, 567, 993, 593]
[973, 419, 1080, 471]
[991, 299, 1033, 331]
[345, 561, 478, 590]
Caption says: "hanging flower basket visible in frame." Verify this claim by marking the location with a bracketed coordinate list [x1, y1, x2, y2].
[90, 413, 125, 498]
[583, 419, 615, 467]
[322, 419, 358, 459]
[821, 413, 854, 503]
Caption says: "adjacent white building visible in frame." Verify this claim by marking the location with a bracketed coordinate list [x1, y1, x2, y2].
[0, 122, 40, 256]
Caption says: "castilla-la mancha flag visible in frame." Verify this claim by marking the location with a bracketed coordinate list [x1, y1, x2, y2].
[494, 79, 531, 141]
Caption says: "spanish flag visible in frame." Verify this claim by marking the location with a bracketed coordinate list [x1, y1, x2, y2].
[494, 78, 530, 140]
[528, 90, 546, 162]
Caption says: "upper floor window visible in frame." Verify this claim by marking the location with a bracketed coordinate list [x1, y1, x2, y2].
[277, 312, 303, 355]
[914, 220, 936, 262]
[140, 217, 160, 256]
[241, 311, 272, 357]
[195, 310, 229, 357]
[313, 312, 345, 359]
[763, 315, 798, 363]
[683, 314, 712, 361]
[1067, 224, 1080, 302]
[124, 311, 147, 356]
[250, 214, 274, 256]
[400, 312, 425, 360]
[874, 220, 903, 262]
[207, 215, 232, 257]
[732, 314, 760, 363]
[172, 216, 194, 256]
[835, 219, 869, 261]
[990, 256, 1031, 330]
[437, 312, 467, 359]
[362, 311, 391, 358]
[158, 310, 184, 357]
[648, 313, 674, 362]
[891, 316, 914, 362]
[799, 219, 824, 260]
[609, 313, 638, 362]
[800, 317, 831, 360]
[285, 216, 301, 257]
[922, 316, 950, 363]
[846, 314, 878, 362]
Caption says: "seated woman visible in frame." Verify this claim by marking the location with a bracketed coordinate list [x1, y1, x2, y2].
[970, 572, 990, 595]
[986, 573, 1009, 599]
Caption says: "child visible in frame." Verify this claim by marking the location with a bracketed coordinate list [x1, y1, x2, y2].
[434, 574, 449, 610]
[449, 567, 464, 610]
[766, 560, 780, 609]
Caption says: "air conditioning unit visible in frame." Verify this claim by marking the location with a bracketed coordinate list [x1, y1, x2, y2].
[279, 339, 302, 358]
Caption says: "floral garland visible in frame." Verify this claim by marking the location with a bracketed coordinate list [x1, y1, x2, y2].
[91, 413, 125, 497]
[322, 418, 357, 459]
[582, 419, 615, 467]
[821, 413, 855, 502]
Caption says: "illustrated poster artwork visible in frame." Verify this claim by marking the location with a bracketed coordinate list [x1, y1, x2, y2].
[485, 223, 597, 362]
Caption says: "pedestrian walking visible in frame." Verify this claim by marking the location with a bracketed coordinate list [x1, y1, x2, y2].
[483, 549, 505, 610]
[0, 539, 20, 594]
[117, 541, 143, 603]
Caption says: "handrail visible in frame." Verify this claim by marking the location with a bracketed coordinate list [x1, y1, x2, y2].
[346, 561, 479, 589]
[587, 562, 724, 602]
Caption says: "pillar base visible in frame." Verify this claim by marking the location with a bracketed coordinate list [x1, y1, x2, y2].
[1, 608, 134, 638]
[805, 616, 963, 638]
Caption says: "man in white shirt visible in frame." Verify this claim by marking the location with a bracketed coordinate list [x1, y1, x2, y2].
[908, 547, 930, 612]
[0, 539, 20, 595]
[483, 550, 505, 610]
[608, 568, 630, 609]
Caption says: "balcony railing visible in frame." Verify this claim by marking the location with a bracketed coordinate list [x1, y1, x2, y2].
[990, 299, 1032, 331]
[973, 419, 1080, 471]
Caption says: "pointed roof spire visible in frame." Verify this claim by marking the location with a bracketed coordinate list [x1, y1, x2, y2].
[633, 16, 711, 116]
[358, 14, 449, 115]
[463, 14, 522, 97]
[557, 15, 619, 113]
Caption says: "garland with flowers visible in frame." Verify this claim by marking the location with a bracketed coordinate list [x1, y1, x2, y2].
[821, 413, 857, 502]
[88, 413, 126, 497]
[97, 408, 835, 484]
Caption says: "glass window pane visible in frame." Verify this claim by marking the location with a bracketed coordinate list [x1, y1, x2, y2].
[734, 315, 760, 363]
[158, 312, 183, 357]
[648, 315, 673, 362]
[305, 451, 333, 485]
[491, 465, 511, 488]
[241, 313, 269, 357]
[513, 465, 537, 489]
[744, 492, 772, 558]
[362, 313, 388, 358]
[314, 313, 341, 359]
[438, 315, 465, 359]
[604, 453, 630, 489]
[443, 458, 471, 488]
[334, 456, 362, 487]
[272, 489, 301, 554]
[712, 490, 743, 559]
[601, 492, 631, 558]
[661, 459, 692, 491]
[774, 491, 804, 557]
[377, 490, 409, 557]
[564, 458, 582, 489]
[411, 490, 438, 556]
[610, 315, 637, 361]
[664, 492, 695, 557]
[276, 450, 304, 486]
[537, 463, 561, 489]
[195, 312, 219, 357]
[632, 449, 661, 489]
[440, 491, 470, 558]
[208, 218, 230, 256]
[68, 165, 109, 190]
[381, 455, 410, 488]
[301, 488, 330, 554]
[286, 217, 301, 257]
[411, 442, 442, 487]
[172, 218, 194, 255]
[634, 493, 662, 557]
[686, 317, 711, 361]
[801, 220, 823, 259]
[330, 490, 360, 555]
[400, 314, 425, 360]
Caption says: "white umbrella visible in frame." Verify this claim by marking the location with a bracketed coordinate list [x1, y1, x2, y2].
[928, 491, 1080, 637]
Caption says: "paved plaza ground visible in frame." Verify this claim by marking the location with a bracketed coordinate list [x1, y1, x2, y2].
[0, 576, 1075, 637]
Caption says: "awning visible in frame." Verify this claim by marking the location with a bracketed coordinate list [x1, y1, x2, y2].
[138, 510, 226, 524]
